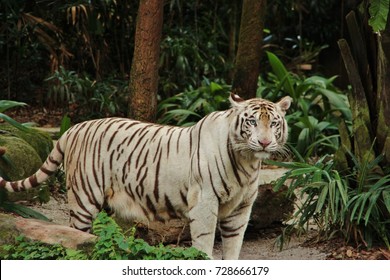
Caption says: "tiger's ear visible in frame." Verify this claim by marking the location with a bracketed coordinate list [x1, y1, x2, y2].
[229, 92, 245, 107]
[276, 96, 292, 115]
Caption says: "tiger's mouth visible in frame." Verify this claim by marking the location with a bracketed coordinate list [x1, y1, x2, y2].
[248, 143, 274, 153]
[253, 151, 271, 159]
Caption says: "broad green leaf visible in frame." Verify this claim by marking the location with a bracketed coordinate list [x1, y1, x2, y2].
[0, 113, 32, 133]
[266, 51, 296, 99]
[335, 178, 348, 206]
[316, 88, 352, 120]
[296, 127, 310, 154]
[315, 184, 329, 213]
[210, 82, 223, 93]
[290, 167, 318, 176]
[1, 201, 50, 221]
[368, 0, 390, 32]
[0, 100, 27, 113]
[382, 190, 390, 214]
[165, 109, 201, 121]
[60, 115, 71, 137]
[364, 190, 381, 225]
[357, 193, 371, 223]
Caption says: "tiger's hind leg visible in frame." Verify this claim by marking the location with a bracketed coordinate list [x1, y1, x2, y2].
[219, 189, 258, 260]
[67, 182, 104, 232]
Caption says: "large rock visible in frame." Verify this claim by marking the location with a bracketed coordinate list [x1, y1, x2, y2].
[0, 124, 54, 202]
[0, 134, 43, 181]
[0, 213, 96, 255]
[0, 124, 53, 162]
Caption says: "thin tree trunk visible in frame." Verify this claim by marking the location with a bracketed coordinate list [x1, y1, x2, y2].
[232, 0, 267, 100]
[338, 38, 375, 164]
[227, 0, 240, 82]
[375, 20, 390, 162]
[128, 0, 164, 122]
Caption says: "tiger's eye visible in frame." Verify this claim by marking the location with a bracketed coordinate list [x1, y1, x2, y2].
[248, 119, 257, 126]
[270, 121, 278, 127]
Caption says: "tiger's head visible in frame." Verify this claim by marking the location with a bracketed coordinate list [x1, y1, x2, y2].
[229, 93, 292, 159]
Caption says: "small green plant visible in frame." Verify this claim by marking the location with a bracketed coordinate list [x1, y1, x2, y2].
[1, 212, 209, 260]
[91, 212, 208, 260]
[2, 235, 74, 260]
[45, 66, 85, 106]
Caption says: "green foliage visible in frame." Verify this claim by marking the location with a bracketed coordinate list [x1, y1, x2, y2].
[157, 79, 231, 126]
[2, 235, 71, 260]
[368, 0, 390, 33]
[259, 52, 351, 159]
[91, 212, 208, 260]
[0, 100, 26, 113]
[1, 212, 208, 260]
[45, 67, 128, 120]
[45, 66, 81, 106]
[269, 153, 390, 250]
[159, 1, 231, 99]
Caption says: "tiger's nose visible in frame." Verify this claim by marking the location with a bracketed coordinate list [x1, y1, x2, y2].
[259, 139, 271, 148]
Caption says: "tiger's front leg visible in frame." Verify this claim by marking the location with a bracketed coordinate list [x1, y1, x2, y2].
[219, 188, 258, 260]
[188, 189, 219, 258]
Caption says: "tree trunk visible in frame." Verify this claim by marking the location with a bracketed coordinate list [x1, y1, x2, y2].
[227, 0, 240, 82]
[128, 0, 164, 122]
[231, 0, 267, 100]
[338, 38, 375, 164]
[337, 5, 390, 171]
[376, 19, 390, 162]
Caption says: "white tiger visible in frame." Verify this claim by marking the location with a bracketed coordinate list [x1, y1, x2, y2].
[0, 93, 291, 259]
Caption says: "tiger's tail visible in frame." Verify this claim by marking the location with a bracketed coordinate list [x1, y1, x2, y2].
[0, 141, 64, 192]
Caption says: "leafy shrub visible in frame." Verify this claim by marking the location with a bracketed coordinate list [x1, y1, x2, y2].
[269, 153, 390, 250]
[2, 235, 72, 260]
[258, 52, 351, 159]
[157, 78, 231, 126]
[159, 8, 230, 99]
[1, 212, 208, 260]
[45, 67, 128, 120]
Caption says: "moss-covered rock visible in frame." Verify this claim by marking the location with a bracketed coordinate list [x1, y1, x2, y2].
[0, 124, 53, 162]
[0, 133, 43, 181]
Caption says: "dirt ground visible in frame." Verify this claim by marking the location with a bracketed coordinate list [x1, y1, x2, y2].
[29, 196, 328, 260]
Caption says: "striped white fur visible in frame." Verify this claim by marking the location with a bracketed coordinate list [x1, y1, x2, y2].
[0, 94, 291, 259]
